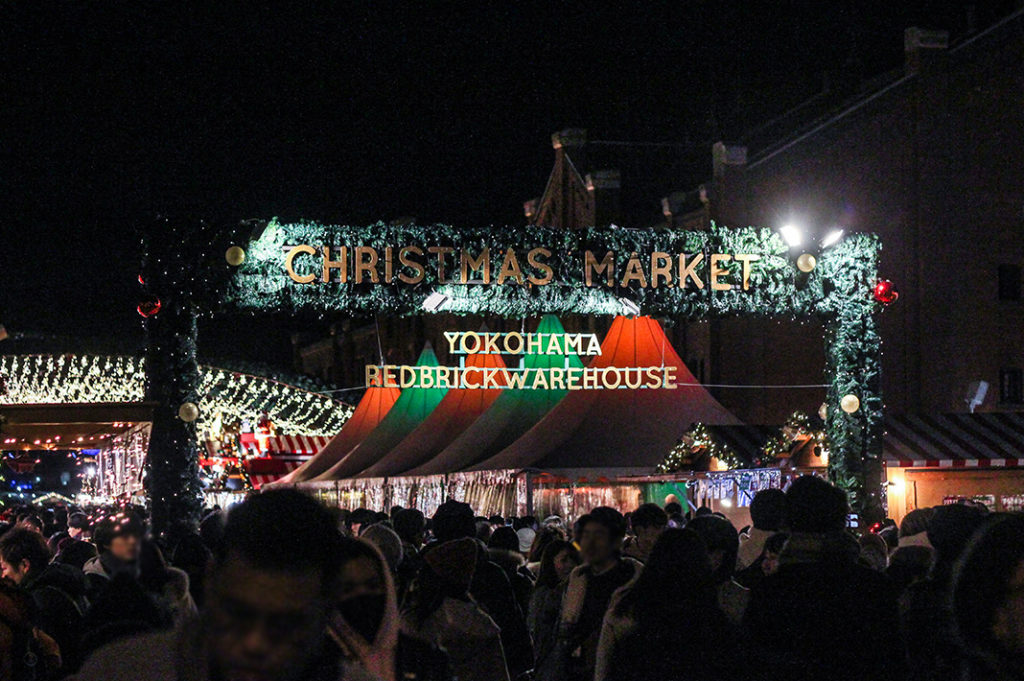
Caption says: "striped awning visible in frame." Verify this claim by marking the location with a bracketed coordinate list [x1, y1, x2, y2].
[250, 460, 304, 489]
[883, 412, 1024, 468]
[265, 435, 331, 455]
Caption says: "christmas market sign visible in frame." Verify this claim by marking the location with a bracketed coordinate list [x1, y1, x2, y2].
[367, 330, 679, 390]
[224, 220, 878, 318]
[140, 215, 889, 534]
[282, 243, 761, 291]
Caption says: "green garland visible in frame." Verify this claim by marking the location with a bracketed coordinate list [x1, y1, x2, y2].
[657, 423, 745, 473]
[139, 218, 885, 520]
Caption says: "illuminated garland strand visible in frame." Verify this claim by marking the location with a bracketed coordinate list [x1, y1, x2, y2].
[0, 355, 352, 438]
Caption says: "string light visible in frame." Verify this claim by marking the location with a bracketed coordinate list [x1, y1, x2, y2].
[0, 354, 353, 437]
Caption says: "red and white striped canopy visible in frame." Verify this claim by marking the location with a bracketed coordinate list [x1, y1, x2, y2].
[265, 435, 331, 455]
[250, 460, 305, 489]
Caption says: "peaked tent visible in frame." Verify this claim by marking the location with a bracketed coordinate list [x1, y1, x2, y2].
[406, 315, 583, 475]
[471, 315, 740, 472]
[269, 384, 401, 486]
[313, 346, 448, 480]
[360, 344, 509, 477]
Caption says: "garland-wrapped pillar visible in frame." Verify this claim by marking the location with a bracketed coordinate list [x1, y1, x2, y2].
[825, 307, 884, 523]
[144, 294, 203, 538]
[141, 216, 213, 540]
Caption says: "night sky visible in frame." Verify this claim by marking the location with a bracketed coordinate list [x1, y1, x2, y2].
[1, 1, 1012, 362]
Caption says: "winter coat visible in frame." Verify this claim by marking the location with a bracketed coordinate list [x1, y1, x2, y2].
[470, 546, 534, 678]
[527, 583, 562, 673]
[548, 558, 641, 681]
[24, 562, 89, 671]
[605, 606, 740, 681]
[84, 553, 197, 627]
[743, 531, 904, 681]
[331, 539, 452, 681]
[69, 620, 377, 681]
[487, 547, 534, 620]
[402, 597, 510, 681]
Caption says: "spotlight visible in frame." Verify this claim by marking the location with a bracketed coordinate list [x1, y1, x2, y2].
[821, 229, 844, 248]
[779, 224, 802, 247]
[618, 297, 641, 317]
[422, 291, 449, 312]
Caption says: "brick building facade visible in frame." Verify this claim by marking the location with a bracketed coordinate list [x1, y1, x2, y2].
[296, 11, 1024, 426]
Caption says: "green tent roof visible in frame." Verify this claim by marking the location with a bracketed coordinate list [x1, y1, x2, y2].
[313, 345, 448, 480]
[405, 315, 583, 475]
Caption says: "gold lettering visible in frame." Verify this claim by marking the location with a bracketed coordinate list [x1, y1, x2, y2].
[734, 254, 759, 290]
[285, 245, 317, 284]
[585, 250, 615, 287]
[651, 252, 672, 288]
[354, 247, 380, 284]
[710, 254, 732, 291]
[527, 247, 553, 285]
[322, 246, 348, 283]
[365, 364, 381, 388]
[496, 248, 525, 285]
[384, 246, 394, 283]
[398, 246, 425, 284]
[428, 246, 454, 283]
[619, 252, 648, 288]
[460, 248, 490, 284]
[678, 253, 705, 289]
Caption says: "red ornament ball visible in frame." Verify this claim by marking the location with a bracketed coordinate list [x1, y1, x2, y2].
[873, 280, 899, 305]
[137, 297, 162, 318]
[137, 274, 146, 286]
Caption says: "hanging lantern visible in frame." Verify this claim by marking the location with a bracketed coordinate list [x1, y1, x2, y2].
[178, 402, 200, 422]
[873, 280, 899, 305]
[225, 246, 246, 266]
[137, 297, 162, 318]
[796, 253, 817, 273]
[840, 394, 861, 414]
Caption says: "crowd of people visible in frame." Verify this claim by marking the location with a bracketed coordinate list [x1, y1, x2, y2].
[0, 475, 1021, 681]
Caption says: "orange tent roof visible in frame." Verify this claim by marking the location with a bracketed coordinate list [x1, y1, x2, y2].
[313, 345, 448, 480]
[471, 315, 739, 472]
[270, 384, 401, 485]
[359, 347, 509, 477]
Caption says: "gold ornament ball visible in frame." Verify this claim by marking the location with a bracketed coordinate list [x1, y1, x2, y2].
[818, 403, 828, 420]
[796, 253, 817, 273]
[840, 394, 861, 414]
[225, 246, 246, 266]
[178, 402, 200, 422]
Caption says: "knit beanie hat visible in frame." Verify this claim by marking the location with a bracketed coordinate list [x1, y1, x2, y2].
[516, 527, 537, 554]
[423, 538, 477, 591]
[360, 523, 403, 574]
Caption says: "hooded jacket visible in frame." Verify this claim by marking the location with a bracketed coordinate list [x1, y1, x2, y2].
[330, 538, 450, 681]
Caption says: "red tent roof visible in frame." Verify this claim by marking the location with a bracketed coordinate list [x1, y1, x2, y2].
[270, 385, 400, 485]
[313, 345, 448, 480]
[471, 315, 739, 472]
[405, 314, 582, 475]
[359, 348, 509, 477]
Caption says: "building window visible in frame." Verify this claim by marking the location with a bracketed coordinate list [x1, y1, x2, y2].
[1000, 368, 1024, 404]
[998, 264, 1021, 301]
